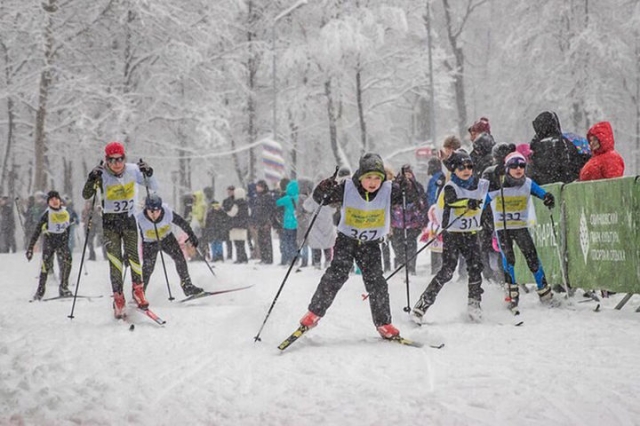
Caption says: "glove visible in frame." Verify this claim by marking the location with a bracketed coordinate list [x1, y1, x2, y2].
[187, 236, 199, 248]
[543, 193, 555, 208]
[88, 164, 103, 180]
[317, 177, 338, 194]
[137, 160, 153, 177]
[26, 248, 33, 261]
[495, 164, 506, 176]
[467, 199, 482, 210]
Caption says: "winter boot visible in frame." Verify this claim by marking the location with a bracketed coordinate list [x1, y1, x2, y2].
[33, 285, 46, 301]
[132, 283, 149, 309]
[113, 292, 126, 319]
[59, 285, 73, 297]
[506, 284, 520, 315]
[377, 324, 400, 339]
[182, 281, 204, 297]
[300, 311, 321, 329]
[467, 298, 482, 322]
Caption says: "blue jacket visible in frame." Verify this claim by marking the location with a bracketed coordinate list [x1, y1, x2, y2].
[426, 171, 445, 208]
[276, 180, 299, 230]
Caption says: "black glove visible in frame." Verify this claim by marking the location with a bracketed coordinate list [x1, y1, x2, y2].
[543, 193, 555, 208]
[317, 177, 338, 195]
[26, 248, 33, 261]
[467, 199, 482, 210]
[88, 164, 103, 181]
[495, 164, 506, 176]
[137, 160, 153, 177]
[187, 235, 199, 248]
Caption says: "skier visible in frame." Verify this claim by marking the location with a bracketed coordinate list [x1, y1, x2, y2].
[25, 191, 73, 300]
[293, 153, 405, 340]
[487, 152, 556, 312]
[136, 194, 204, 297]
[82, 141, 157, 318]
[412, 150, 490, 323]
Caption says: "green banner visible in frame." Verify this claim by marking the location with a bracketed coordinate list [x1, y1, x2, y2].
[513, 183, 565, 287]
[562, 177, 640, 293]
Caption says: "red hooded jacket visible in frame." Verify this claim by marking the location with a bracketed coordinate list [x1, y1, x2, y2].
[579, 121, 625, 181]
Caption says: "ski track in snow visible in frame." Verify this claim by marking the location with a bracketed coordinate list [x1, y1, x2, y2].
[1, 251, 640, 425]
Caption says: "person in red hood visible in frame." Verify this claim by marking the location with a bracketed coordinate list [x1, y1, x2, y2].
[579, 121, 625, 181]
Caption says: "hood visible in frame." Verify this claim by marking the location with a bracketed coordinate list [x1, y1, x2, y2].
[193, 190, 205, 204]
[532, 111, 562, 139]
[285, 180, 299, 200]
[586, 121, 615, 155]
[472, 133, 495, 157]
[233, 187, 247, 200]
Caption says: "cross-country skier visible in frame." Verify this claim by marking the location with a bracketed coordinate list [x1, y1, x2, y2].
[82, 141, 157, 318]
[26, 191, 73, 300]
[487, 151, 556, 312]
[136, 194, 204, 297]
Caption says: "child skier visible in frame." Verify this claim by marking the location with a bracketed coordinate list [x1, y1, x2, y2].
[412, 150, 490, 323]
[290, 153, 405, 341]
[487, 151, 556, 313]
[137, 194, 204, 297]
[26, 191, 73, 300]
[82, 141, 157, 318]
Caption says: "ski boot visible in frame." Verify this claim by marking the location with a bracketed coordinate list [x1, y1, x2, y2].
[132, 283, 149, 309]
[376, 324, 400, 339]
[506, 284, 520, 315]
[59, 285, 73, 297]
[467, 298, 482, 322]
[300, 311, 321, 329]
[537, 284, 554, 305]
[181, 281, 204, 297]
[33, 285, 46, 301]
[113, 292, 126, 319]
[411, 295, 433, 325]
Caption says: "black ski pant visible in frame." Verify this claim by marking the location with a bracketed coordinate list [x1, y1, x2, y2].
[37, 235, 72, 295]
[390, 227, 421, 274]
[256, 224, 273, 264]
[308, 232, 392, 327]
[496, 228, 546, 289]
[142, 233, 191, 290]
[103, 213, 142, 293]
[418, 231, 483, 306]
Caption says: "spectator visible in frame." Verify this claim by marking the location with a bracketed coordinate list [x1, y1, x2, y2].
[390, 164, 427, 275]
[227, 187, 250, 264]
[528, 111, 582, 184]
[468, 117, 495, 179]
[296, 178, 315, 268]
[380, 166, 394, 272]
[251, 180, 276, 264]
[203, 200, 228, 262]
[302, 179, 337, 270]
[439, 135, 462, 172]
[221, 186, 235, 260]
[579, 121, 625, 181]
[276, 180, 299, 265]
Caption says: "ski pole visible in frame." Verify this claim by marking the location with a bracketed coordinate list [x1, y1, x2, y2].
[141, 159, 174, 301]
[196, 246, 217, 277]
[384, 208, 468, 282]
[254, 167, 339, 343]
[400, 186, 411, 313]
[69, 177, 100, 320]
[549, 206, 570, 296]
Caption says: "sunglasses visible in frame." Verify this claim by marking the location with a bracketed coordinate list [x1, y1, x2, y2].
[508, 162, 527, 170]
[456, 164, 474, 171]
[107, 156, 125, 164]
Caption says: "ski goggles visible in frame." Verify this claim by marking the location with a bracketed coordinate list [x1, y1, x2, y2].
[107, 156, 125, 164]
[507, 161, 527, 170]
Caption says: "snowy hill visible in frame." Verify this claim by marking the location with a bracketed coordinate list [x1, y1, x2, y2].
[1, 251, 639, 425]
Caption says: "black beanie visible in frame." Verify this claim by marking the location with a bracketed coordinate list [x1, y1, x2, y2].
[47, 191, 61, 202]
[446, 149, 472, 172]
[357, 153, 386, 180]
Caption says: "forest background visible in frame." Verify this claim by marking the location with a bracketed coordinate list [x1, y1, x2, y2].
[1, 0, 639, 208]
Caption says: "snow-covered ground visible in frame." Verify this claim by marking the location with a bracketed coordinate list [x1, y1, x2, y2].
[1, 247, 639, 426]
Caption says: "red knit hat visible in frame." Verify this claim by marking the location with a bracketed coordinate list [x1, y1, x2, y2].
[468, 117, 491, 135]
[105, 141, 125, 157]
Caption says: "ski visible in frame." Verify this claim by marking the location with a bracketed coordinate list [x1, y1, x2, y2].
[179, 285, 254, 303]
[137, 307, 166, 325]
[277, 325, 310, 351]
[41, 295, 103, 302]
[385, 335, 425, 348]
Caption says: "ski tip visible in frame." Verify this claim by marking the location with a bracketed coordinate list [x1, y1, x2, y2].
[129, 324, 135, 331]
[515, 321, 524, 326]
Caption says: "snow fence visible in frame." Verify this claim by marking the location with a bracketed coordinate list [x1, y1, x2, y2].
[514, 176, 640, 293]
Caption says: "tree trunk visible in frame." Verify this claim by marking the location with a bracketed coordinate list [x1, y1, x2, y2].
[33, 0, 57, 191]
[325, 78, 341, 166]
[245, 0, 258, 183]
[442, 0, 468, 139]
[0, 41, 15, 194]
[355, 68, 368, 155]
[288, 110, 299, 180]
